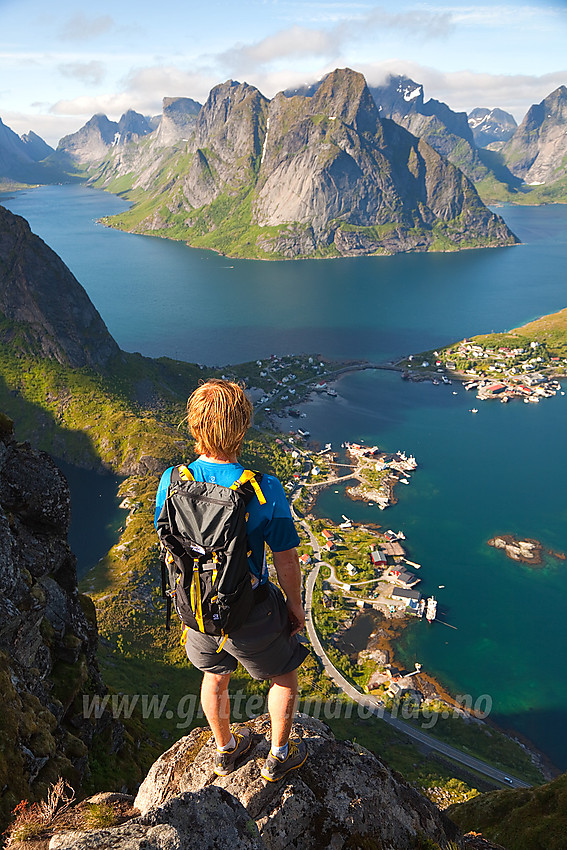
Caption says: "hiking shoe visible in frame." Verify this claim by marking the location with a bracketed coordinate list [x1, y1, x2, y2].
[260, 737, 308, 782]
[214, 727, 253, 776]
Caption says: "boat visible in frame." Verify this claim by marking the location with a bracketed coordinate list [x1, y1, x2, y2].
[425, 596, 437, 623]
[471, 408, 478, 414]
[418, 599, 426, 618]
[326, 388, 337, 397]
[400, 478, 410, 484]
[297, 428, 310, 438]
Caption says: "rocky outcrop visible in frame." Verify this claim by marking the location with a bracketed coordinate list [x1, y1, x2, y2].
[49, 714, 506, 849]
[103, 68, 517, 258]
[134, 714, 460, 849]
[49, 788, 265, 850]
[468, 108, 517, 148]
[0, 204, 119, 369]
[0, 416, 123, 828]
[502, 86, 567, 185]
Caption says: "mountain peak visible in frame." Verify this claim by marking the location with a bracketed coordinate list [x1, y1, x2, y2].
[503, 85, 567, 184]
[311, 67, 379, 133]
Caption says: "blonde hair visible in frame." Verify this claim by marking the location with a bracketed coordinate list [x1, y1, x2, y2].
[186, 379, 253, 460]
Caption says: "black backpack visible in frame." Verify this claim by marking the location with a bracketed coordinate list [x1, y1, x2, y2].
[156, 464, 265, 637]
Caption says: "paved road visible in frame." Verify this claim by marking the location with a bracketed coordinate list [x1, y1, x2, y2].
[303, 562, 531, 789]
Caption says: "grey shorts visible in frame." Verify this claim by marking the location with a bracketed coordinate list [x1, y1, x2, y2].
[183, 582, 309, 680]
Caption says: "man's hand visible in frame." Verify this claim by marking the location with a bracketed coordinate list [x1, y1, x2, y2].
[272, 548, 305, 636]
[286, 599, 306, 636]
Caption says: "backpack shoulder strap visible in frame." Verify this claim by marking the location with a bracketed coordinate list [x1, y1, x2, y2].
[168, 464, 195, 487]
[230, 469, 266, 505]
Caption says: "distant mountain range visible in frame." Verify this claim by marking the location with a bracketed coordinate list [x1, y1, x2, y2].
[59, 69, 517, 259]
[1, 70, 566, 256]
[468, 108, 517, 148]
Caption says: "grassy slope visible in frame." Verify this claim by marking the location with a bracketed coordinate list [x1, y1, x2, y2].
[508, 307, 567, 357]
[448, 772, 567, 850]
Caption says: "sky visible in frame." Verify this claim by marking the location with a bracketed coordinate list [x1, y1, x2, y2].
[1, 0, 566, 146]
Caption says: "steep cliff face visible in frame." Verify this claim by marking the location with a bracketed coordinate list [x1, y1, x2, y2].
[0, 205, 119, 369]
[503, 86, 567, 185]
[369, 75, 493, 184]
[154, 96, 201, 147]
[0, 415, 123, 827]
[103, 68, 516, 259]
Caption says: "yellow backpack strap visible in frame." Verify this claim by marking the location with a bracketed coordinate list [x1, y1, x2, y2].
[178, 464, 194, 482]
[230, 470, 266, 505]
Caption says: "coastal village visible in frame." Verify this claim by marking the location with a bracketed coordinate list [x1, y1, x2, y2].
[232, 356, 445, 706]
[401, 336, 567, 404]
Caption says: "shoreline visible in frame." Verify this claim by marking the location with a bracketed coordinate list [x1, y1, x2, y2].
[263, 357, 561, 780]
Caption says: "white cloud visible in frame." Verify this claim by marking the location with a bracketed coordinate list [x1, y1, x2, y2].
[218, 6, 454, 73]
[357, 60, 567, 120]
[59, 13, 115, 42]
[49, 65, 218, 123]
[58, 60, 106, 86]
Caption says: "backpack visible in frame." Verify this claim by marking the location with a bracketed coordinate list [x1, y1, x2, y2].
[156, 464, 266, 637]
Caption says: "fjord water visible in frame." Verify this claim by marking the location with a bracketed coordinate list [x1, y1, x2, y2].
[2, 185, 566, 770]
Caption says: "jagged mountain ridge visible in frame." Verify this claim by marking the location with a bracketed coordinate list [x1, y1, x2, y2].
[0, 205, 119, 368]
[369, 75, 512, 188]
[91, 68, 517, 259]
[502, 86, 567, 185]
[468, 108, 518, 148]
[56, 110, 154, 166]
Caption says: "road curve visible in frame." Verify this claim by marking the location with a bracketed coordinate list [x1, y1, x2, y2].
[304, 563, 531, 789]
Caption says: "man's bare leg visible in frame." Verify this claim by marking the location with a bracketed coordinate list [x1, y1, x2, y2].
[200, 671, 232, 748]
[268, 669, 298, 748]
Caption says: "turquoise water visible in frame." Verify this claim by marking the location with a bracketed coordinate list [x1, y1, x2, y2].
[56, 461, 124, 580]
[1, 185, 566, 768]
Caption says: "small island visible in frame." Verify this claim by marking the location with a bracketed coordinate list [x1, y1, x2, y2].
[487, 534, 565, 566]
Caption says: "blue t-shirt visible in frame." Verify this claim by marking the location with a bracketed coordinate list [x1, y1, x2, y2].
[154, 460, 300, 586]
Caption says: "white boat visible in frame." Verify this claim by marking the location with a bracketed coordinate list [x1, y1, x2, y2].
[471, 408, 478, 414]
[425, 596, 437, 623]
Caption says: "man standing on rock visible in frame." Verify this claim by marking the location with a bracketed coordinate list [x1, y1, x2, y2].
[155, 379, 308, 781]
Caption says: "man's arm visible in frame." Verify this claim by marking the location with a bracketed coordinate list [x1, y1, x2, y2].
[272, 547, 305, 637]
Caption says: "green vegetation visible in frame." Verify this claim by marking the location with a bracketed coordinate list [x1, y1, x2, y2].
[0, 308, 550, 819]
[402, 306, 567, 386]
[448, 772, 567, 849]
